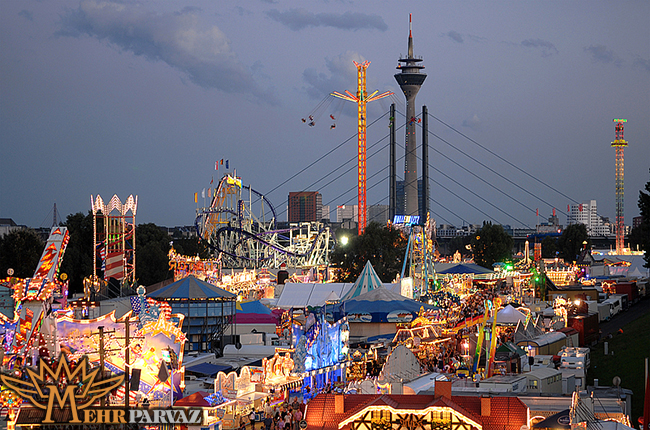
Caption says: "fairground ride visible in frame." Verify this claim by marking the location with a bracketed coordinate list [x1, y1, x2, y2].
[195, 174, 333, 269]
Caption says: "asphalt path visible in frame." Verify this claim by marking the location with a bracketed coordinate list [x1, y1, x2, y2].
[597, 297, 650, 337]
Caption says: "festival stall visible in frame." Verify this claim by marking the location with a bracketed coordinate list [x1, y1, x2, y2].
[56, 285, 187, 406]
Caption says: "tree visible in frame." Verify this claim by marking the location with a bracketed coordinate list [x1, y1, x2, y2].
[629, 168, 650, 268]
[60, 212, 95, 295]
[447, 235, 473, 258]
[135, 223, 172, 286]
[172, 237, 211, 260]
[470, 222, 513, 269]
[557, 223, 590, 263]
[330, 222, 407, 282]
[541, 235, 558, 259]
[0, 229, 45, 278]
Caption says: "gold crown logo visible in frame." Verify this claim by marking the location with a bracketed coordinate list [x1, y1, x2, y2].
[1, 355, 124, 423]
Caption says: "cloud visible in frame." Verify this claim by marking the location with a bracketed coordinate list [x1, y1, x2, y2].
[633, 57, 650, 73]
[18, 10, 34, 21]
[266, 8, 387, 31]
[57, 0, 278, 104]
[462, 114, 481, 131]
[521, 38, 558, 57]
[584, 44, 623, 67]
[446, 31, 463, 43]
[302, 51, 366, 100]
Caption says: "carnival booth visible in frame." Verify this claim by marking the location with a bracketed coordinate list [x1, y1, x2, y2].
[56, 285, 187, 406]
[291, 311, 350, 398]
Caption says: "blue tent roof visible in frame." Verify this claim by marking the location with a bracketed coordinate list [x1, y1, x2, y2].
[237, 300, 272, 315]
[148, 275, 236, 300]
[341, 286, 438, 323]
[186, 363, 233, 377]
[436, 263, 494, 275]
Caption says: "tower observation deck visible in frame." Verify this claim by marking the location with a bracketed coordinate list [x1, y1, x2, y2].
[395, 14, 426, 217]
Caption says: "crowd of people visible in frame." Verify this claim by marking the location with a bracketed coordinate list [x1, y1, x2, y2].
[243, 396, 305, 430]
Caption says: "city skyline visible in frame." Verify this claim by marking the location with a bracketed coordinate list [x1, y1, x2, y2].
[1, 1, 648, 229]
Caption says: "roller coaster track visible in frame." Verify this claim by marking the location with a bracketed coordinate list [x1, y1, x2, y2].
[195, 174, 332, 268]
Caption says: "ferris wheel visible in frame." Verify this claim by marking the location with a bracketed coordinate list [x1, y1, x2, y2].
[195, 174, 332, 268]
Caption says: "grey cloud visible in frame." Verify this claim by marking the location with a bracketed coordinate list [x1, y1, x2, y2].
[633, 57, 650, 73]
[18, 10, 34, 21]
[521, 38, 558, 57]
[462, 114, 481, 131]
[266, 9, 387, 32]
[303, 51, 366, 99]
[584, 45, 623, 67]
[447, 31, 463, 43]
[175, 6, 202, 16]
[57, 0, 278, 104]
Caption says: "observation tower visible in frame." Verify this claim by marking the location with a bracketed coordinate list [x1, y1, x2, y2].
[611, 119, 628, 254]
[395, 14, 426, 216]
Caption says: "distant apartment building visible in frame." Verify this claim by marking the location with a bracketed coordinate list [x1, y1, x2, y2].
[567, 200, 611, 236]
[321, 205, 330, 223]
[0, 218, 22, 237]
[633, 216, 642, 229]
[288, 191, 322, 223]
[368, 204, 389, 225]
[537, 214, 563, 234]
[437, 224, 481, 238]
[335, 205, 358, 223]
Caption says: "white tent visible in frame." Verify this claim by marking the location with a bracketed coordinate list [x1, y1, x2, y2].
[488, 304, 528, 325]
[275, 282, 401, 309]
[341, 261, 384, 301]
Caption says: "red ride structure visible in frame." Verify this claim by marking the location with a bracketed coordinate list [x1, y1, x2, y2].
[611, 119, 628, 254]
[332, 62, 392, 235]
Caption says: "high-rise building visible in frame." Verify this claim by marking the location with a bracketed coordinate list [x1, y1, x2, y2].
[395, 14, 426, 216]
[368, 204, 389, 225]
[336, 205, 358, 223]
[288, 191, 322, 223]
[567, 200, 610, 236]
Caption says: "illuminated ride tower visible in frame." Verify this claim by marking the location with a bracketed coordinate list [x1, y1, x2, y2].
[332, 62, 392, 234]
[395, 14, 426, 216]
[611, 119, 628, 254]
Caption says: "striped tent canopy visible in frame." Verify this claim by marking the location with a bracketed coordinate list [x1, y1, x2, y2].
[341, 261, 383, 301]
[148, 275, 236, 299]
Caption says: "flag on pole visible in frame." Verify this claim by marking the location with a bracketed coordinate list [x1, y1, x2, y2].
[568, 204, 570, 212]
[553, 208, 556, 217]
[226, 160, 229, 169]
[215, 161, 219, 170]
[536, 208, 539, 217]
[194, 193, 198, 203]
[579, 204, 583, 212]
[220, 159, 224, 165]
[210, 176, 213, 184]
[201, 188, 205, 199]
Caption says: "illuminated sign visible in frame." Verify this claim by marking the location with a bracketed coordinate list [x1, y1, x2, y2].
[393, 215, 420, 226]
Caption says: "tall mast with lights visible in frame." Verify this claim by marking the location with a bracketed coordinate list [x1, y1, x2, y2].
[332, 62, 392, 234]
[611, 119, 628, 254]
